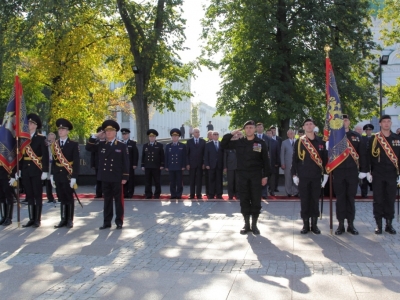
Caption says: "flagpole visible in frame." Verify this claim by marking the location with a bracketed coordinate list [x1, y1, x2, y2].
[16, 137, 21, 227]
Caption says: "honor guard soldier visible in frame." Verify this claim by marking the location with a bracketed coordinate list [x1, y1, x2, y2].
[20, 113, 49, 228]
[360, 124, 374, 197]
[120, 128, 139, 198]
[165, 128, 187, 199]
[221, 120, 271, 235]
[86, 120, 129, 229]
[367, 115, 400, 234]
[292, 118, 328, 234]
[90, 126, 105, 198]
[332, 114, 367, 235]
[51, 119, 80, 228]
[141, 129, 164, 199]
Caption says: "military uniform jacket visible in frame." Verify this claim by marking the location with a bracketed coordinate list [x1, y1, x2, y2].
[291, 135, 327, 179]
[335, 130, 368, 172]
[141, 142, 165, 169]
[224, 149, 237, 170]
[165, 142, 187, 171]
[220, 134, 271, 178]
[51, 138, 80, 182]
[20, 133, 49, 176]
[0, 165, 16, 180]
[125, 139, 139, 168]
[368, 132, 400, 177]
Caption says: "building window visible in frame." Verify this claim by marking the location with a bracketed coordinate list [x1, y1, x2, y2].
[121, 111, 130, 122]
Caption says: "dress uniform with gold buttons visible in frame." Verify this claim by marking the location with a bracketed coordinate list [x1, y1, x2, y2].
[165, 128, 187, 199]
[51, 118, 80, 228]
[20, 113, 49, 228]
[120, 128, 139, 198]
[141, 129, 164, 199]
[86, 120, 129, 229]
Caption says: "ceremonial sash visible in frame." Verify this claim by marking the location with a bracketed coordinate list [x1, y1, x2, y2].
[52, 140, 73, 175]
[300, 136, 324, 172]
[346, 139, 359, 168]
[374, 132, 399, 174]
[24, 145, 43, 169]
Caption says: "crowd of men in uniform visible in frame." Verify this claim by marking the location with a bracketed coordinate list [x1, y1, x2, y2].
[1, 113, 399, 237]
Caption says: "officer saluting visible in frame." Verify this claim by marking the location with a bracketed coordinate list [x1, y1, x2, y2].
[120, 128, 139, 198]
[141, 129, 164, 199]
[51, 118, 80, 228]
[165, 128, 186, 199]
[86, 120, 129, 230]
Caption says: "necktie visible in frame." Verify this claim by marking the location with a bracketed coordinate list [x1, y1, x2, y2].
[215, 141, 218, 150]
[195, 139, 198, 145]
[109, 141, 113, 146]
[259, 134, 262, 139]
[61, 141, 64, 147]
[291, 140, 293, 146]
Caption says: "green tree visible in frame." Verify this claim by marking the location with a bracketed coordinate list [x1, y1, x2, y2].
[202, 0, 377, 136]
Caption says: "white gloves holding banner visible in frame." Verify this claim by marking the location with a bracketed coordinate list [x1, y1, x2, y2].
[366, 172, 372, 183]
[358, 172, 367, 179]
[15, 170, 21, 179]
[325, 141, 329, 151]
[9, 178, 16, 186]
[70, 178, 76, 189]
[41, 172, 48, 180]
[321, 174, 329, 188]
[50, 175, 56, 188]
[293, 176, 299, 186]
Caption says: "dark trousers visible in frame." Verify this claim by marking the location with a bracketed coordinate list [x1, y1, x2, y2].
[360, 178, 370, 197]
[372, 172, 397, 219]
[102, 181, 124, 226]
[205, 169, 209, 195]
[299, 177, 320, 219]
[168, 170, 183, 198]
[227, 169, 239, 198]
[189, 166, 203, 197]
[0, 179, 14, 205]
[237, 170, 262, 215]
[95, 168, 103, 197]
[274, 169, 279, 190]
[123, 168, 135, 197]
[268, 172, 277, 193]
[333, 168, 358, 221]
[208, 167, 223, 198]
[145, 168, 161, 198]
[55, 181, 74, 205]
[46, 179, 55, 201]
[22, 175, 43, 206]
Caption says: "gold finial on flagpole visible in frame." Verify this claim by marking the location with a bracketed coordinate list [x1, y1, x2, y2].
[324, 45, 331, 58]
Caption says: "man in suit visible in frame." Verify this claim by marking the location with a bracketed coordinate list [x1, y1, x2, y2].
[165, 128, 186, 199]
[20, 113, 49, 228]
[265, 128, 280, 197]
[86, 120, 129, 230]
[270, 126, 282, 192]
[256, 123, 271, 198]
[90, 126, 105, 198]
[51, 118, 80, 228]
[204, 131, 223, 199]
[120, 128, 139, 198]
[204, 130, 214, 196]
[280, 129, 298, 197]
[141, 129, 165, 199]
[224, 131, 243, 199]
[186, 128, 206, 199]
[360, 124, 374, 198]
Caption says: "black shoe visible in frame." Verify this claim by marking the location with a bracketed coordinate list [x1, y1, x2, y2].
[196, 195, 203, 199]
[361, 194, 367, 198]
[335, 220, 345, 235]
[375, 217, 383, 234]
[216, 195, 223, 199]
[251, 214, 260, 235]
[99, 225, 111, 230]
[116, 225, 123, 230]
[301, 218, 310, 234]
[94, 195, 103, 199]
[385, 219, 397, 234]
[347, 220, 359, 235]
[240, 215, 251, 235]
[311, 217, 321, 234]
[287, 194, 291, 197]
[274, 189, 279, 192]
[262, 196, 267, 199]
[47, 200, 54, 203]
[269, 192, 275, 196]
[293, 194, 299, 197]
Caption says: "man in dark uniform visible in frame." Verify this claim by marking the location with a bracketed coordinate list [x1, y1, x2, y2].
[221, 120, 271, 235]
[120, 128, 139, 198]
[0, 165, 16, 226]
[360, 124, 374, 197]
[165, 128, 186, 199]
[367, 115, 400, 234]
[204, 131, 224, 199]
[86, 120, 129, 229]
[90, 126, 105, 198]
[51, 119, 80, 228]
[292, 118, 328, 234]
[186, 128, 206, 199]
[20, 113, 49, 228]
[224, 131, 242, 199]
[141, 129, 164, 199]
[204, 130, 213, 196]
[270, 126, 282, 192]
[332, 114, 367, 235]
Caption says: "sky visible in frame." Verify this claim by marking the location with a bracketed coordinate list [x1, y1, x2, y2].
[178, 0, 221, 108]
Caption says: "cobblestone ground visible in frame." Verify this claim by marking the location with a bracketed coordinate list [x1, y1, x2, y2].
[0, 201, 400, 299]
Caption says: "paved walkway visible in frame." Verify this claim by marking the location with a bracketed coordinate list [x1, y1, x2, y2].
[0, 186, 399, 299]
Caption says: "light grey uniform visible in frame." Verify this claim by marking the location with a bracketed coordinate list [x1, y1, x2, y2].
[280, 138, 298, 196]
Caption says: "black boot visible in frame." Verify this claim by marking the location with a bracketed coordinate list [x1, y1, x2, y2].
[2, 204, 14, 226]
[0, 203, 5, 225]
[54, 204, 67, 228]
[347, 219, 359, 235]
[385, 219, 396, 234]
[240, 215, 251, 235]
[22, 205, 35, 227]
[33, 205, 42, 228]
[67, 204, 74, 228]
[374, 217, 382, 234]
[311, 217, 321, 234]
[300, 218, 310, 234]
[251, 214, 260, 235]
[335, 219, 345, 235]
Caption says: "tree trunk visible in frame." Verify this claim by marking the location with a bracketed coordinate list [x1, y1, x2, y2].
[132, 73, 149, 144]
[279, 118, 290, 140]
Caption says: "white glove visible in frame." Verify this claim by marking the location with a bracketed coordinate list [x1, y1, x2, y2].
[41, 172, 48, 180]
[358, 172, 367, 179]
[325, 141, 329, 151]
[50, 175, 56, 188]
[397, 176, 400, 185]
[293, 176, 299, 186]
[367, 172, 372, 183]
[321, 174, 329, 188]
[15, 170, 21, 179]
[9, 178, 16, 186]
[70, 178, 77, 189]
